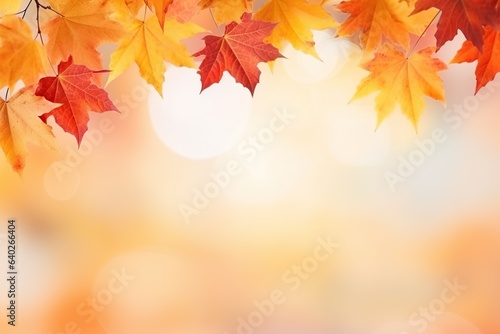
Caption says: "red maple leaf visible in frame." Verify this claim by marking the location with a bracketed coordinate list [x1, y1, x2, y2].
[451, 27, 500, 93]
[413, 0, 495, 51]
[35, 56, 119, 145]
[193, 13, 283, 95]
[486, 0, 500, 29]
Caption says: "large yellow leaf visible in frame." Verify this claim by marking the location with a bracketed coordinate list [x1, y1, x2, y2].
[336, 0, 436, 56]
[352, 44, 447, 129]
[0, 86, 59, 175]
[199, 0, 252, 24]
[108, 17, 204, 96]
[254, 0, 338, 58]
[0, 0, 21, 14]
[0, 15, 51, 90]
[44, 0, 125, 70]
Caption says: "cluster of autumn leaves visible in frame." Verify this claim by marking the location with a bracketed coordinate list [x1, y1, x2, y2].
[0, 0, 499, 174]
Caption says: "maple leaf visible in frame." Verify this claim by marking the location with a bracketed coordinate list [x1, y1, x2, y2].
[352, 44, 447, 129]
[336, 0, 436, 55]
[412, 0, 494, 51]
[0, 15, 51, 90]
[199, 0, 252, 24]
[43, 0, 125, 71]
[0, 0, 21, 14]
[451, 27, 500, 94]
[0, 86, 59, 175]
[254, 0, 337, 58]
[144, 0, 173, 29]
[193, 12, 283, 95]
[35, 56, 119, 145]
[119, 0, 145, 15]
[166, 0, 200, 23]
[486, 0, 500, 30]
[108, 16, 204, 95]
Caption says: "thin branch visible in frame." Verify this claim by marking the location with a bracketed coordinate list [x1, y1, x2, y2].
[13, 0, 33, 18]
[32, 0, 57, 74]
[5, 88, 9, 100]
[34, 0, 64, 17]
[209, 8, 221, 34]
[407, 11, 440, 57]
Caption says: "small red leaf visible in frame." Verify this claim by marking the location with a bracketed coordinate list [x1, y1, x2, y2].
[193, 13, 283, 95]
[35, 56, 119, 145]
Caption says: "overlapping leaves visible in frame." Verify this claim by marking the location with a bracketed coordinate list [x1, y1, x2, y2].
[0, 0, 499, 173]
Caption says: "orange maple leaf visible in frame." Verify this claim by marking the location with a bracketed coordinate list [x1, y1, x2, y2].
[43, 0, 125, 70]
[336, 0, 436, 56]
[35, 57, 119, 145]
[352, 44, 447, 129]
[145, 0, 174, 29]
[451, 27, 500, 94]
[0, 86, 59, 175]
[254, 0, 337, 58]
[166, 0, 200, 23]
[0, 15, 51, 90]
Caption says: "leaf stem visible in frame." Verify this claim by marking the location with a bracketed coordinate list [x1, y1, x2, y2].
[407, 10, 440, 57]
[5, 88, 9, 100]
[209, 8, 221, 34]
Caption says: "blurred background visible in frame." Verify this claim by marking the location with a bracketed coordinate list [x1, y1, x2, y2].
[1, 1, 500, 333]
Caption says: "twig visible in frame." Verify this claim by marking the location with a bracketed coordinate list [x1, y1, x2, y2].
[34, 0, 64, 17]
[32, 0, 57, 74]
[407, 11, 440, 57]
[13, 0, 33, 18]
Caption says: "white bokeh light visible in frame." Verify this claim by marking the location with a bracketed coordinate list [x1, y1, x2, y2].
[282, 30, 361, 84]
[223, 144, 307, 204]
[149, 66, 252, 160]
[328, 108, 391, 167]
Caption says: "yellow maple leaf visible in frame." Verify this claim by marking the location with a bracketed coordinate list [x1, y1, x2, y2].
[0, 86, 59, 175]
[336, 0, 436, 56]
[0, 0, 21, 14]
[109, 0, 145, 21]
[43, 0, 125, 70]
[0, 15, 51, 90]
[254, 0, 338, 58]
[352, 44, 447, 129]
[199, 0, 252, 24]
[108, 17, 204, 96]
